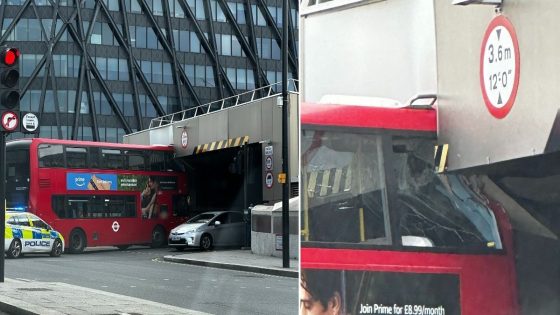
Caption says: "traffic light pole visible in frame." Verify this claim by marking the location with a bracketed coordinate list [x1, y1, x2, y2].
[0, 46, 21, 283]
[0, 132, 6, 282]
[281, 0, 290, 268]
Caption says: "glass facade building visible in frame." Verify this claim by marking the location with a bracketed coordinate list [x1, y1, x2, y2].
[0, 0, 298, 142]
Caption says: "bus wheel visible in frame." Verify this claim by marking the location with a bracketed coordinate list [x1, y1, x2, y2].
[69, 229, 86, 254]
[117, 245, 130, 250]
[7, 239, 22, 258]
[50, 239, 63, 257]
[150, 226, 165, 248]
[200, 234, 213, 251]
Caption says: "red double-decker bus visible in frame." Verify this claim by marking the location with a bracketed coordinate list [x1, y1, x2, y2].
[6, 138, 189, 253]
[301, 101, 520, 315]
[301, 100, 560, 315]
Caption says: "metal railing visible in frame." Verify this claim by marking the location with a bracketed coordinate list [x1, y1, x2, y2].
[148, 79, 299, 129]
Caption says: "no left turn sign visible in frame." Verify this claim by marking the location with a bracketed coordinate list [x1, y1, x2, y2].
[480, 15, 520, 119]
[1, 111, 18, 132]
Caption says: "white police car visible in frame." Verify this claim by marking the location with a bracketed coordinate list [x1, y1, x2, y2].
[4, 211, 65, 258]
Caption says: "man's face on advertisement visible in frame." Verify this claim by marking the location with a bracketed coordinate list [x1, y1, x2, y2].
[300, 281, 339, 315]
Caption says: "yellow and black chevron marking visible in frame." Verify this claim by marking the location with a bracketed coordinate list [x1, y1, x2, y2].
[306, 166, 352, 198]
[434, 144, 449, 173]
[193, 136, 249, 154]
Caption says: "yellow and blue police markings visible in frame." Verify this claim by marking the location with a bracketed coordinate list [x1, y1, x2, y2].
[5, 212, 65, 258]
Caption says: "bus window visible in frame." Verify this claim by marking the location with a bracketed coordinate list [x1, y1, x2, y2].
[38, 144, 64, 168]
[66, 147, 88, 168]
[101, 148, 123, 169]
[393, 139, 502, 250]
[54, 195, 136, 219]
[125, 150, 147, 170]
[164, 152, 184, 172]
[88, 147, 100, 169]
[53, 196, 89, 219]
[302, 130, 391, 245]
[149, 151, 166, 171]
[102, 196, 136, 218]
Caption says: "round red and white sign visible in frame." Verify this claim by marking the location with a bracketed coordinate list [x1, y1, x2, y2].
[112, 221, 120, 232]
[265, 156, 273, 170]
[1, 111, 18, 131]
[265, 171, 273, 189]
[480, 15, 520, 119]
[181, 130, 188, 149]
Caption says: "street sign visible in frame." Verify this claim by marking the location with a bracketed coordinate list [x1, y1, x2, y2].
[21, 112, 38, 133]
[181, 129, 188, 149]
[264, 145, 273, 156]
[265, 171, 274, 189]
[265, 156, 273, 170]
[1, 110, 18, 132]
[480, 15, 520, 119]
[278, 172, 286, 184]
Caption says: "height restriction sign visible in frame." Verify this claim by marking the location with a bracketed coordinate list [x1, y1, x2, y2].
[480, 15, 520, 119]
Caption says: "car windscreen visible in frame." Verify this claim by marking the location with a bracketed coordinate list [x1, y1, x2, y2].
[187, 213, 216, 223]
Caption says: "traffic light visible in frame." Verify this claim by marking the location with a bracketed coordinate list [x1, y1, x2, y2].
[0, 47, 20, 111]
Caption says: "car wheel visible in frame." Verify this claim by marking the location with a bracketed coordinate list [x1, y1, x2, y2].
[68, 229, 86, 254]
[117, 245, 130, 250]
[7, 239, 22, 259]
[200, 234, 213, 251]
[150, 226, 165, 248]
[50, 238, 63, 257]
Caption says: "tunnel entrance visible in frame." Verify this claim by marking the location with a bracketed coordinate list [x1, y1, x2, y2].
[181, 143, 263, 216]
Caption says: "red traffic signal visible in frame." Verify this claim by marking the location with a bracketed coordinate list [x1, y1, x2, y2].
[1, 48, 19, 66]
[0, 46, 20, 112]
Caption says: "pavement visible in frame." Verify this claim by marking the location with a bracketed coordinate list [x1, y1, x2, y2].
[162, 249, 299, 278]
[0, 249, 299, 315]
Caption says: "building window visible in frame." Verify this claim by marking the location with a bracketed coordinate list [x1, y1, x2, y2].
[152, 61, 163, 84]
[190, 32, 201, 53]
[163, 63, 173, 84]
[195, 0, 205, 20]
[237, 68, 246, 90]
[141, 60, 152, 82]
[153, 0, 164, 16]
[119, 58, 129, 81]
[195, 65, 205, 87]
[206, 66, 215, 87]
[107, 58, 118, 81]
[221, 34, 231, 56]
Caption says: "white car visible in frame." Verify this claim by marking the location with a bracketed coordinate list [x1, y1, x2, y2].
[168, 211, 246, 251]
[4, 211, 65, 258]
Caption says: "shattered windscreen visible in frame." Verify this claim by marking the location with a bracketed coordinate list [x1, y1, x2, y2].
[301, 128, 502, 251]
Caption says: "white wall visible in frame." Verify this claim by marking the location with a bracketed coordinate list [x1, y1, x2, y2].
[300, 0, 437, 104]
